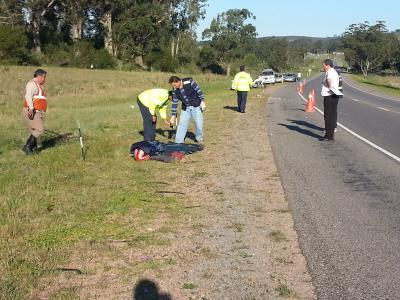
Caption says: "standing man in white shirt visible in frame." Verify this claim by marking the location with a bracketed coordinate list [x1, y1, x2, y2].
[320, 59, 343, 141]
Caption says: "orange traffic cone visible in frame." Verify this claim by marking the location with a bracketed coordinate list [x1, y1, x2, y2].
[312, 89, 316, 105]
[306, 92, 315, 112]
[298, 83, 303, 94]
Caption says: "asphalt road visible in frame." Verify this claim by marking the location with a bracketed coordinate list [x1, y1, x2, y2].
[266, 81, 400, 299]
[305, 74, 400, 158]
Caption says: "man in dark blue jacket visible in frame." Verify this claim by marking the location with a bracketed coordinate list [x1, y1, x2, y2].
[169, 76, 206, 144]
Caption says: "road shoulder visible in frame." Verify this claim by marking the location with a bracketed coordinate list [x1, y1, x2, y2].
[34, 85, 316, 299]
[343, 74, 400, 101]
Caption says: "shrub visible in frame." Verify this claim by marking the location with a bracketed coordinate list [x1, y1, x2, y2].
[44, 43, 71, 66]
[42, 42, 115, 69]
[145, 49, 178, 72]
[0, 25, 28, 64]
[26, 51, 46, 66]
[175, 63, 202, 75]
[156, 55, 179, 72]
[69, 41, 95, 68]
[116, 61, 139, 71]
[93, 49, 115, 69]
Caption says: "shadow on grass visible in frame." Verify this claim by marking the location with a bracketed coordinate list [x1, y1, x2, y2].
[143, 129, 176, 140]
[223, 105, 239, 112]
[139, 130, 196, 142]
[286, 119, 324, 131]
[132, 279, 173, 300]
[39, 130, 75, 151]
[278, 123, 322, 139]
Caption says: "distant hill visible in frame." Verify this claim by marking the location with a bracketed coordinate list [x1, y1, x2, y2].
[257, 36, 342, 42]
[199, 36, 342, 43]
[199, 36, 342, 44]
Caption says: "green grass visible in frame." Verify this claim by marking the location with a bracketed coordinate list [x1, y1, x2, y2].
[0, 66, 233, 299]
[272, 208, 290, 214]
[191, 171, 208, 178]
[298, 53, 348, 79]
[275, 282, 297, 298]
[229, 222, 245, 233]
[182, 283, 198, 290]
[274, 257, 294, 265]
[297, 54, 330, 79]
[350, 74, 400, 97]
[50, 287, 80, 300]
[269, 230, 288, 243]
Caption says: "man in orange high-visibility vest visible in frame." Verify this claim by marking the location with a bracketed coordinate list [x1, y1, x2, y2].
[21, 69, 48, 154]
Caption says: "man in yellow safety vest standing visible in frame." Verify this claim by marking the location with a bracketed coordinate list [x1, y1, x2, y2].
[232, 65, 253, 113]
[137, 89, 172, 141]
[21, 69, 48, 155]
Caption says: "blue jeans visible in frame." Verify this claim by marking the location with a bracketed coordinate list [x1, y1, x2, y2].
[175, 106, 203, 143]
[237, 91, 248, 112]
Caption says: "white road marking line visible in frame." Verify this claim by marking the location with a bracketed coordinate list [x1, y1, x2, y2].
[351, 98, 399, 113]
[308, 77, 400, 113]
[298, 92, 400, 163]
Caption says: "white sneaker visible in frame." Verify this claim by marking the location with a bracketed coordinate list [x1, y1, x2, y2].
[334, 128, 338, 133]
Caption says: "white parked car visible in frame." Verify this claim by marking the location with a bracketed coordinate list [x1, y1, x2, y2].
[275, 73, 284, 83]
[253, 69, 276, 88]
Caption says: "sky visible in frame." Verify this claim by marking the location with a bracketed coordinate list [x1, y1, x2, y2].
[196, 0, 400, 39]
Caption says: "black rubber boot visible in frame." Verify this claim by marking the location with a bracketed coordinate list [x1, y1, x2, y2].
[22, 135, 37, 155]
[30, 136, 38, 152]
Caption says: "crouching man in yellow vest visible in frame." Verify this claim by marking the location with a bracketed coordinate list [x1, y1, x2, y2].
[21, 69, 48, 155]
[232, 65, 253, 113]
[137, 89, 173, 141]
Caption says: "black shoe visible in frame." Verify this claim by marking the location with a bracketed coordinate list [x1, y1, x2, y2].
[21, 144, 32, 155]
[31, 137, 38, 152]
[22, 135, 38, 155]
[319, 137, 334, 142]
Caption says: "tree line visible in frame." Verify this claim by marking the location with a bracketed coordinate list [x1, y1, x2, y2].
[1, 1, 399, 76]
[343, 21, 400, 76]
[0, 0, 207, 70]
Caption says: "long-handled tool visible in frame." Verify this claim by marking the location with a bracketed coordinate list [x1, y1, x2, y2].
[76, 120, 85, 160]
[169, 115, 178, 140]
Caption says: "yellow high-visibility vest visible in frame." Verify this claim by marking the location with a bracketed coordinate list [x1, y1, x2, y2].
[138, 89, 169, 119]
[232, 71, 253, 92]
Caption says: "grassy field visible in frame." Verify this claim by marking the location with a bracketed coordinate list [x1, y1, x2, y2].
[350, 74, 400, 97]
[298, 53, 348, 79]
[0, 66, 232, 299]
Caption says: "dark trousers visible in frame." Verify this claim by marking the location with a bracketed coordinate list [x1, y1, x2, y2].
[237, 91, 248, 112]
[323, 95, 339, 139]
[137, 98, 156, 141]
